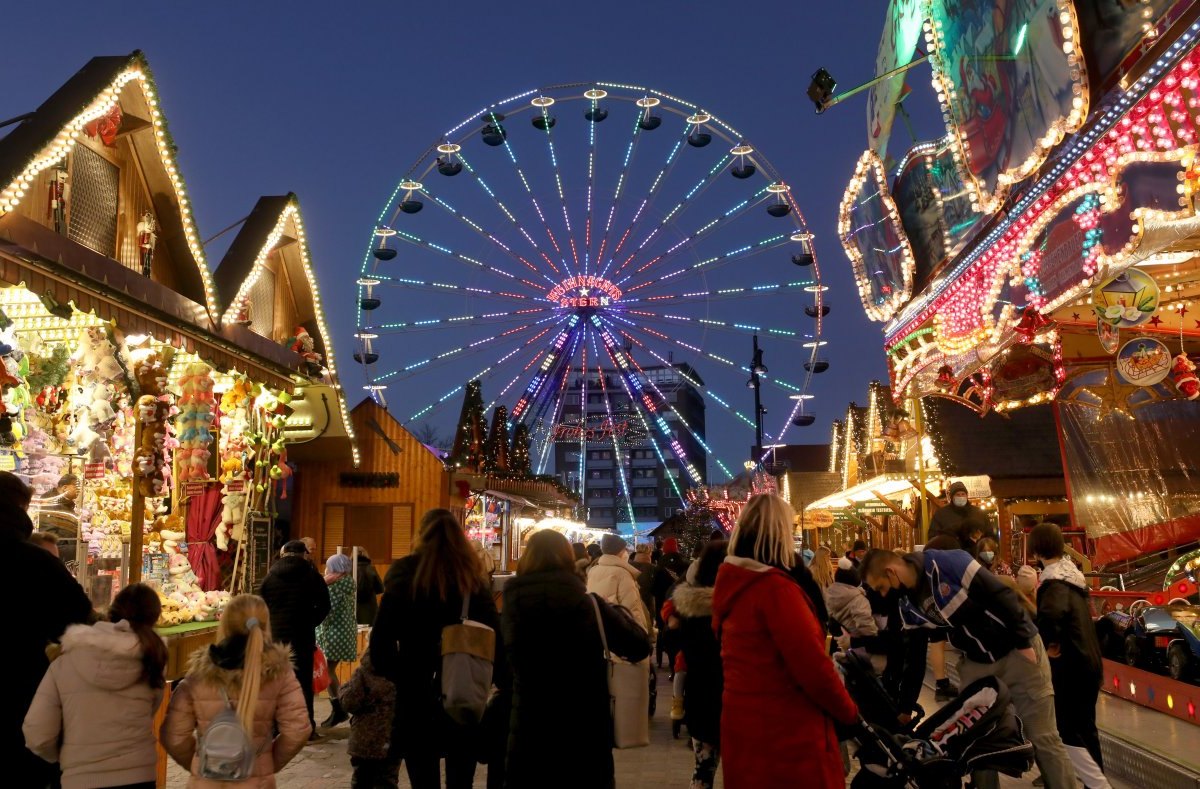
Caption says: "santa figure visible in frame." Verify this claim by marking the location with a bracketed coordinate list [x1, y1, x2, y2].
[1171, 353, 1200, 400]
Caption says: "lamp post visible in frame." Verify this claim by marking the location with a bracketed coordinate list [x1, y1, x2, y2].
[747, 335, 767, 464]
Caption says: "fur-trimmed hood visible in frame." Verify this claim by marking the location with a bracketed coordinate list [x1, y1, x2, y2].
[671, 583, 714, 618]
[1039, 557, 1086, 590]
[185, 639, 294, 693]
[60, 621, 145, 691]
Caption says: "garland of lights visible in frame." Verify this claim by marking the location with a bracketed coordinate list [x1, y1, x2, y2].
[0, 54, 221, 320]
[838, 150, 917, 322]
[922, 0, 1089, 214]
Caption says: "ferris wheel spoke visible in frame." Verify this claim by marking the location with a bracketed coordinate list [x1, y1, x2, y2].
[591, 333, 686, 500]
[620, 311, 805, 342]
[610, 152, 733, 279]
[418, 186, 559, 283]
[464, 119, 571, 274]
[508, 315, 584, 423]
[619, 232, 793, 295]
[628, 280, 812, 306]
[399, 319, 567, 424]
[384, 226, 546, 294]
[592, 316, 734, 482]
[376, 315, 562, 384]
[373, 306, 558, 334]
[627, 188, 772, 277]
[600, 124, 691, 277]
[593, 113, 647, 279]
[375, 275, 535, 304]
[586, 341, 639, 531]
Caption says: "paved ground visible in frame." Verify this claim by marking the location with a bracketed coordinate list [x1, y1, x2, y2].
[166, 669, 1120, 787]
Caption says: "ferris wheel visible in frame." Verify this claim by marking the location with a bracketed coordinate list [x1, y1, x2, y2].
[353, 82, 830, 483]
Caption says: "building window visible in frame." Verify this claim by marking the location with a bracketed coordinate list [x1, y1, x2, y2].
[248, 267, 276, 339]
[68, 145, 119, 258]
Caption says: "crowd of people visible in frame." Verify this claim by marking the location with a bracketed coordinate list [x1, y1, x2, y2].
[7, 464, 1116, 789]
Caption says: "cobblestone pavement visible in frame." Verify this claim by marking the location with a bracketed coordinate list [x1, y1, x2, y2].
[166, 669, 1108, 787]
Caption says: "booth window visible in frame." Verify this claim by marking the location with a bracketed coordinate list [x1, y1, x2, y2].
[321, 502, 415, 564]
[68, 145, 119, 257]
[248, 267, 276, 339]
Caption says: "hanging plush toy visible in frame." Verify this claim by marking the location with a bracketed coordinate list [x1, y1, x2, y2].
[1171, 353, 1200, 400]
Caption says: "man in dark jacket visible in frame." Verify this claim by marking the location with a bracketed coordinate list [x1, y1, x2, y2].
[863, 548, 1075, 789]
[652, 537, 689, 669]
[927, 480, 990, 552]
[261, 539, 331, 735]
[1029, 523, 1110, 789]
[1, 471, 92, 785]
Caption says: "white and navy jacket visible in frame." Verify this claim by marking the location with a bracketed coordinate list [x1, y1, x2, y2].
[899, 549, 1039, 664]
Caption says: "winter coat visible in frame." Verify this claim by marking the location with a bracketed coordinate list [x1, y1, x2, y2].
[898, 550, 1040, 664]
[23, 621, 161, 789]
[3, 501, 92, 781]
[586, 554, 650, 631]
[369, 554, 504, 755]
[339, 654, 396, 760]
[653, 551, 689, 611]
[631, 558, 658, 618]
[355, 558, 383, 626]
[1035, 558, 1103, 691]
[501, 568, 650, 789]
[161, 640, 311, 788]
[825, 581, 878, 641]
[928, 502, 990, 552]
[671, 581, 722, 745]
[317, 574, 358, 662]
[713, 556, 857, 789]
[259, 555, 330, 651]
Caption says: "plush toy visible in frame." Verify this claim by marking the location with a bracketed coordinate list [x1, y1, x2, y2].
[1171, 353, 1200, 400]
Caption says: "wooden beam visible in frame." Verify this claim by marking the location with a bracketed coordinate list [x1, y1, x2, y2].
[872, 490, 915, 528]
[1007, 501, 1071, 516]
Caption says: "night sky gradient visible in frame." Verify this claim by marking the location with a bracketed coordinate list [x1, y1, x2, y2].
[0, 1, 950, 476]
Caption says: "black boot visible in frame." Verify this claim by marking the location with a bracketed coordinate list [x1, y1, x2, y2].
[320, 698, 349, 728]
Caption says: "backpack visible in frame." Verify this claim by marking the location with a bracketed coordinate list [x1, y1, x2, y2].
[197, 690, 256, 781]
[440, 593, 496, 726]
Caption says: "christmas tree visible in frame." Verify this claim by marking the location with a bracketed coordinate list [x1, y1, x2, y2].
[483, 405, 510, 473]
[448, 380, 487, 471]
[510, 422, 532, 475]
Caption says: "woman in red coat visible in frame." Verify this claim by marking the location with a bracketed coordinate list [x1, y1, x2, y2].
[713, 494, 858, 788]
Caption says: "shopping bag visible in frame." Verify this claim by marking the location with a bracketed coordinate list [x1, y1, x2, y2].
[313, 646, 331, 694]
[589, 594, 650, 748]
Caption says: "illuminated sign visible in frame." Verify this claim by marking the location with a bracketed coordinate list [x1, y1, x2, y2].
[550, 413, 648, 444]
[547, 275, 623, 308]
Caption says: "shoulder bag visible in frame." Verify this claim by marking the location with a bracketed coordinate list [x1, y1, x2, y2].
[589, 593, 650, 748]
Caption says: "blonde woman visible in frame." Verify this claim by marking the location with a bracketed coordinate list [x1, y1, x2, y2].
[162, 595, 311, 787]
[810, 545, 834, 590]
[712, 494, 857, 789]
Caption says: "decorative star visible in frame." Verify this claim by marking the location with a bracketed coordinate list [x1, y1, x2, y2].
[1182, 306, 1190, 318]
[579, 287, 590, 296]
[1150, 315, 1163, 327]
[1194, 319, 1200, 330]
[1072, 312, 1081, 321]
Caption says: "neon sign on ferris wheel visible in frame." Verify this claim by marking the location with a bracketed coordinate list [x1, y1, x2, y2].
[546, 275, 623, 308]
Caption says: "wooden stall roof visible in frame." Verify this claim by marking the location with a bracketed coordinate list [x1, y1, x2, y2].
[0, 50, 218, 314]
[924, 399, 1065, 480]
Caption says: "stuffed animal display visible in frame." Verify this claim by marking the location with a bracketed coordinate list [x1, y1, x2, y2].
[175, 361, 215, 482]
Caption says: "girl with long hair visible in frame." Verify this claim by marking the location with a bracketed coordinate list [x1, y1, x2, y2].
[713, 494, 857, 789]
[317, 552, 357, 729]
[502, 529, 650, 789]
[162, 594, 310, 787]
[810, 545, 835, 589]
[24, 583, 166, 789]
[370, 508, 502, 789]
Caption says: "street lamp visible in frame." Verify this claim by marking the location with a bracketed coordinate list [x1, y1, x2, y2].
[748, 335, 767, 462]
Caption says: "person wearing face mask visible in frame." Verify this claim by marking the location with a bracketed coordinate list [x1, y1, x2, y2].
[928, 480, 991, 553]
[861, 547, 1075, 789]
[975, 537, 999, 572]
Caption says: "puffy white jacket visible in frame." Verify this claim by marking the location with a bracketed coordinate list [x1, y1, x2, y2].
[24, 621, 163, 789]
[587, 554, 650, 632]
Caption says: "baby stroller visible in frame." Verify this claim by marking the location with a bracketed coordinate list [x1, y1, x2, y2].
[838, 650, 1035, 788]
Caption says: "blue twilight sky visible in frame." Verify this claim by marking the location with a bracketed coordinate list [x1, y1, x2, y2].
[0, 1, 948, 479]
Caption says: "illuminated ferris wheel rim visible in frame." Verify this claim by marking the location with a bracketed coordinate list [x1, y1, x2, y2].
[354, 81, 829, 476]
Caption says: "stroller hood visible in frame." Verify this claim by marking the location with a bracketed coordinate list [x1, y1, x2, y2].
[913, 675, 1035, 777]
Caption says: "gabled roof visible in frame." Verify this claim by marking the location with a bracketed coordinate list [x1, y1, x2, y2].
[924, 399, 1064, 479]
[0, 51, 220, 318]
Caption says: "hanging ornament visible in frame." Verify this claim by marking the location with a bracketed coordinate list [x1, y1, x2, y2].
[1097, 319, 1119, 355]
[136, 211, 157, 277]
[1013, 305, 1055, 344]
[1170, 354, 1200, 400]
[1116, 337, 1172, 386]
[1092, 269, 1160, 329]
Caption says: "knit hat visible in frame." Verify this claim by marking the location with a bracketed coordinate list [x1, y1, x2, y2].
[837, 556, 855, 571]
[1016, 564, 1038, 596]
[662, 537, 680, 554]
[326, 553, 352, 574]
[802, 549, 815, 565]
[281, 539, 309, 555]
[948, 480, 968, 497]
[601, 533, 627, 556]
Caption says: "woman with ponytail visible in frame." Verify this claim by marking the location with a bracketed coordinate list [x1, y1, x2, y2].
[163, 594, 311, 787]
[24, 582, 166, 789]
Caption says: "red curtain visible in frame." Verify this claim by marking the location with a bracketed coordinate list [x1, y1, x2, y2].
[186, 486, 224, 591]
